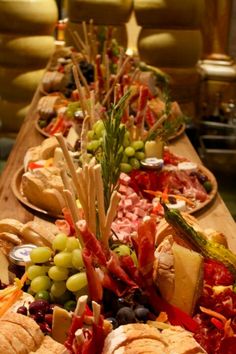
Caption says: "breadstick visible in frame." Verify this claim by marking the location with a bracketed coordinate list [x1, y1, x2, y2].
[92, 301, 101, 325]
[72, 65, 87, 117]
[80, 114, 90, 164]
[60, 168, 75, 199]
[88, 165, 96, 235]
[104, 191, 120, 246]
[75, 295, 88, 316]
[63, 189, 83, 244]
[55, 134, 87, 215]
[146, 114, 167, 141]
[76, 167, 89, 222]
[94, 164, 106, 238]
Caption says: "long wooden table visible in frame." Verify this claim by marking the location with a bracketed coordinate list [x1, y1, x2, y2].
[0, 84, 236, 252]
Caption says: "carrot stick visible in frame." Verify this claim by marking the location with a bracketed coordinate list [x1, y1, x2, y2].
[0, 289, 22, 317]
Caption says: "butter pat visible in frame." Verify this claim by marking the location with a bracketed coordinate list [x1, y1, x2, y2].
[145, 140, 164, 159]
[169, 243, 203, 315]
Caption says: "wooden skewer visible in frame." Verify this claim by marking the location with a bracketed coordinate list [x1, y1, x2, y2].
[71, 53, 90, 97]
[73, 30, 87, 52]
[72, 65, 87, 117]
[68, 29, 83, 52]
[63, 189, 83, 244]
[76, 62, 90, 96]
[102, 56, 130, 106]
[82, 21, 89, 56]
[105, 54, 110, 97]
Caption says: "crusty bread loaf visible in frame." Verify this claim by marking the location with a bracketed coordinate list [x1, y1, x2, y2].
[0, 312, 68, 354]
[102, 323, 206, 354]
[22, 167, 65, 215]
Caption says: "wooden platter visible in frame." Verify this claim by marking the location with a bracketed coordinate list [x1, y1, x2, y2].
[35, 114, 50, 138]
[168, 123, 186, 141]
[11, 162, 217, 220]
[35, 112, 186, 142]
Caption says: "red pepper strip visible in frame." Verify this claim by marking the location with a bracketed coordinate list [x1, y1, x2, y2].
[95, 55, 104, 92]
[106, 251, 138, 289]
[137, 218, 156, 281]
[62, 207, 76, 235]
[82, 318, 105, 354]
[211, 317, 224, 330]
[49, 115, 65, 135]
[82, 248, 103, 302]
[27, 162, 44, 170]
[135, 85, 149, 126]
[65, 315, 84, 353]
[146, 284, 199, 333]
[78, 221, 107, 266]
[145, 105, 156, 128]
[119, 255, 142, 285]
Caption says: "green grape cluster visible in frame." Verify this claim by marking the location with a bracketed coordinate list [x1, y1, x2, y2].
[66, 101, 82, 119]
[87, 119, 145, 173]
[27, 233, 87, 306]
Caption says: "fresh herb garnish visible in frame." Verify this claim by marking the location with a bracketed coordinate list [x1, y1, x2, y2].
[101, 91, 130, 211]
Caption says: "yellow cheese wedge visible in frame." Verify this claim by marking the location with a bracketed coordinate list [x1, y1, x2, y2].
[0, 100, 29, 132]
[52, 306, 72, 344]
[0, 0, 58, 35]
[138, 28, 202, 67]
[66, 0, 133, 25]
[0, 66, 45, 102]
[169, 243, 203, 315]
[0, 35, 55, 68]
[134, 0, 204, 28]
[0, 249, 9, 285]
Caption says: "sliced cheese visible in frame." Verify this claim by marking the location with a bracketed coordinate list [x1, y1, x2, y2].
[177, 162, 197, 173]
[169, 243, 203, 315]
[66, 126, 79, 150]
[0, 249, 9, 284]
[166, 200, 186, 211]
[52, 306, 72, 344]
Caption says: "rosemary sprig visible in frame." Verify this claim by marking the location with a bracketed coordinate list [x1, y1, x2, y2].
[101, 90, 130, 211]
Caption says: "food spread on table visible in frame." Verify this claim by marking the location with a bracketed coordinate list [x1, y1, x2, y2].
[1, 21, 236, 354]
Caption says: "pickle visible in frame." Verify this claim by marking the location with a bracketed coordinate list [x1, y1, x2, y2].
[163, 204, 236, 279]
